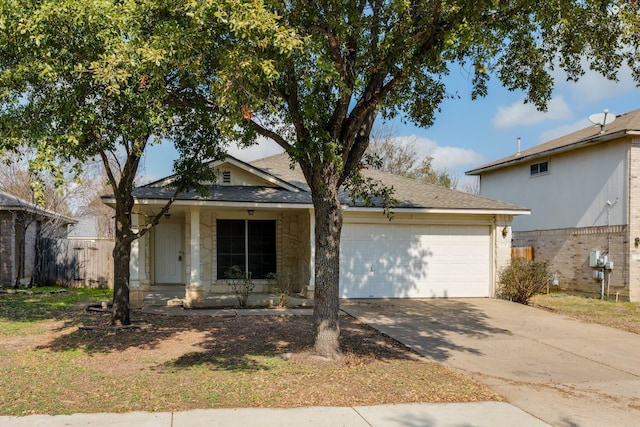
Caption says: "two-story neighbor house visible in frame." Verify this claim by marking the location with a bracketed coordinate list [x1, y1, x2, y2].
[104, 153, 528, 306]
[467, 108, 640, 301]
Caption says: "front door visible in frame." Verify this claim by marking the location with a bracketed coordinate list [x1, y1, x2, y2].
[154, 223, 182, 284]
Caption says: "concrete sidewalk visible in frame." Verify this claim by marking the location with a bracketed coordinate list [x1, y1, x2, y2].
[0, 402, 550, 426]
[342, 298, 640, 427]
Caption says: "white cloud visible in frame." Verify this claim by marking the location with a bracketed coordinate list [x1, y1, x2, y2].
[430, 146, 487, 173]
[492, 96, 573, 129]
[557, 62, 639, 103]
[538, 118, 593, 143]
[227, 136, 285, 162]
[389, 135, 487, 189]
[388, 135, 438, 156]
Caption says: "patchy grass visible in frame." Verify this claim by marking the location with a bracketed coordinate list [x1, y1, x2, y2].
[0, 290, 501, 416]
[0, 288, 111, 336]
[531, 293, 640, 334]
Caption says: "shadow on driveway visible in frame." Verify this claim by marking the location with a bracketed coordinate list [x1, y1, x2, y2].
[341, 299, 511, 362]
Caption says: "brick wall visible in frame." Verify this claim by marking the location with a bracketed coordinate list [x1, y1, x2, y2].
[628, 140, 640, 301]
[513, 225, 629, 300]
[0, 212, 14, 286]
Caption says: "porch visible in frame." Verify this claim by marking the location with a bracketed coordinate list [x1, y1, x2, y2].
[142, 285, 313, 309]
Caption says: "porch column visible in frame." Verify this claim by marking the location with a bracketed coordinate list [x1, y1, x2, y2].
[185, 206, 204, 305]
[129, 213, 147, 306]
[307, 210, 315, 298]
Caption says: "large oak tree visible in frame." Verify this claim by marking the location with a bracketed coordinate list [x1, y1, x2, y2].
[205, 0, 640, 358]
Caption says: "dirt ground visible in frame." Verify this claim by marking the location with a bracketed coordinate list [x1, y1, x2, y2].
[0, 307, 501, 415]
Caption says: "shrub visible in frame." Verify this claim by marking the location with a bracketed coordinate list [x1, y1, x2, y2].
[266, 272, 295, 307]
[498, 257, 551, 305]
[225, 266, 254, 308]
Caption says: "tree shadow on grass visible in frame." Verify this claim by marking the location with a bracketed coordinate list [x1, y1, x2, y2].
[36, 309, 420, 372]
[341, 299, 512, 362]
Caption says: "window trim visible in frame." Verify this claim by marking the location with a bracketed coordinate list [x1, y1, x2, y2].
[530, 160, 549, 177]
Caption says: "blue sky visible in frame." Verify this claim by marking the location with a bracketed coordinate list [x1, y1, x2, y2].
[140, 63, 640, 190]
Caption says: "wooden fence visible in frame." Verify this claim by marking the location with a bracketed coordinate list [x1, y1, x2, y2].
[511, 246, 534, 261]
[39, 238, 114, 289]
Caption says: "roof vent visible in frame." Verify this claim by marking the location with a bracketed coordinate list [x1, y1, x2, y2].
[516, 136, 521, 157]
[222, 170, 231, 184]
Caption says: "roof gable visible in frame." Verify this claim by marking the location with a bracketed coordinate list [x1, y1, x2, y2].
[467, 108, 640, 175]
[144, 156, 304, 192]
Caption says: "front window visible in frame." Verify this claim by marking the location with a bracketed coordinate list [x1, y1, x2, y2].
[217, 219, 276, 279]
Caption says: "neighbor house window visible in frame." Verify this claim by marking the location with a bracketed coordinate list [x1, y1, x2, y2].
[530, 161, 549, 176]
[217, 219, 276, 279]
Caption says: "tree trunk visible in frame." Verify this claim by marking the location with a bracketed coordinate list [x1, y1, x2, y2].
[111, 236, 131, 326]
[312, 181, 343, 360]
[111, 198, 134, 326]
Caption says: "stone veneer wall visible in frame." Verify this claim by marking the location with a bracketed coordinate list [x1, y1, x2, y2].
[204, 211, 309, 294]
[513, 225, 629, 300]
[279, 211, 311, 295]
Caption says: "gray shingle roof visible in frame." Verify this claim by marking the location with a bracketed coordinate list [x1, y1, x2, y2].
[253, 153, 526, 211]
[132, 185, 312, 204]
[0, 190, 76, 223]
[467, 108, 640, 175]
[127, 153, 526, 212]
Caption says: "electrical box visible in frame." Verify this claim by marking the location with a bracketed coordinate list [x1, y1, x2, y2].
[593, 270, 604, 280]
[606, 261, 614, 270]
[589, 250, 601, 267]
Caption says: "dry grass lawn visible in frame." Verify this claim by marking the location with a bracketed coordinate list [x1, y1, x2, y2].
[531, 293, 640, 334]
[0, 290, 501, 416]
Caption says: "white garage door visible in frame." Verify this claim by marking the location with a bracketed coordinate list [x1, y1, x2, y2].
[340, 223, 490, 298]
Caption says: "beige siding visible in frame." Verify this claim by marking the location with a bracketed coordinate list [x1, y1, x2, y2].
[216, 164, 278, 187]
[481, 139, 628, 231]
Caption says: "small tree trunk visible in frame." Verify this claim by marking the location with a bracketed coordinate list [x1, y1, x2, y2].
[312, 182, 343, 360]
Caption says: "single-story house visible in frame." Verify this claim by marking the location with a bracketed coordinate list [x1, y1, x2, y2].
[104, 153, 528, 306]
[0, 191, 75, 287]
[466, 108, 640, 301]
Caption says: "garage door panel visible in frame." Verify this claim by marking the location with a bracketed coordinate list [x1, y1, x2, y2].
[340, 223, 490, 298]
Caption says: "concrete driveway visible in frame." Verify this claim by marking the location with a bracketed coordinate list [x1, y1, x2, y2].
[341, 298, 640, 427]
